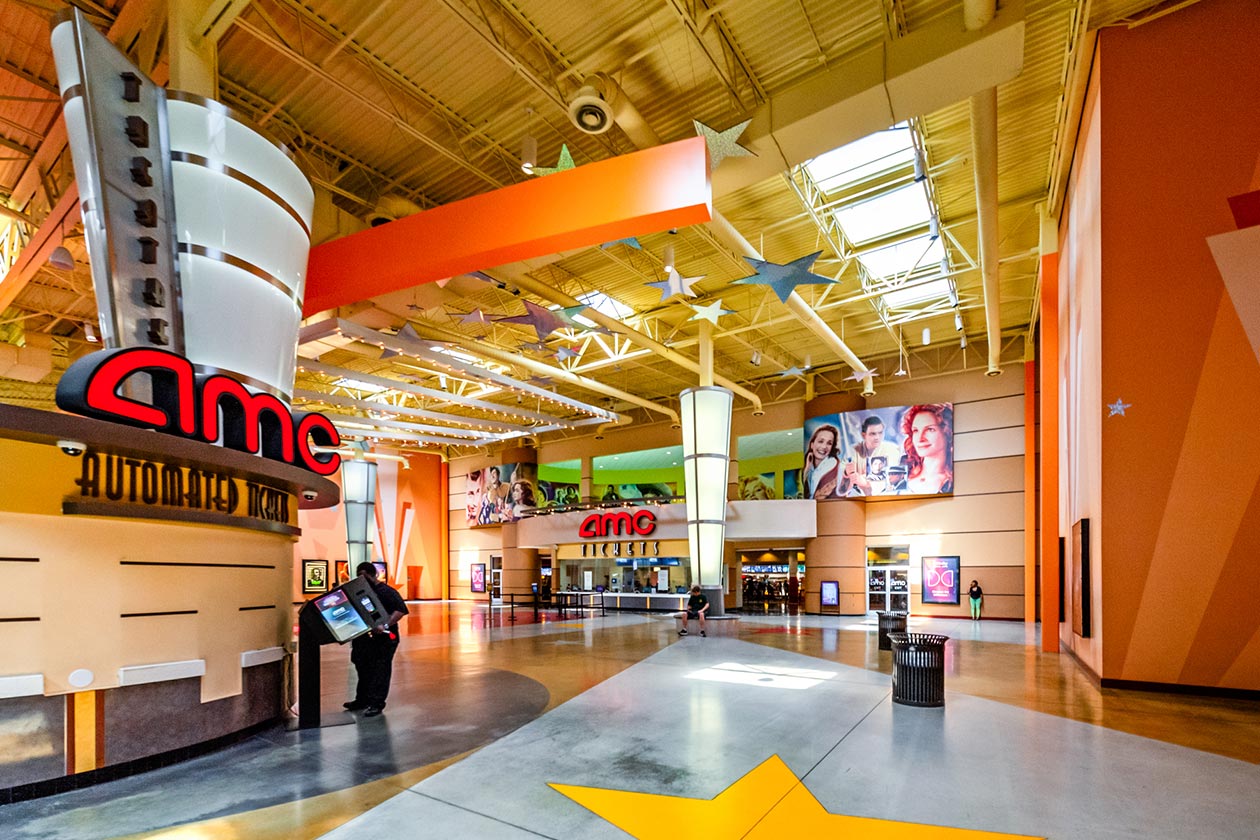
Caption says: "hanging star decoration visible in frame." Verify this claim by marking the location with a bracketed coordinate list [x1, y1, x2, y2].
[845, 367, 878, 383]
[518, 341, 548, 353]
[551, 754, 1039, 839]
[600, 237, 642, 250]
[495, 299, 567, 341]
[779, 366, 804, 378]
[555, 346, 581, 362]
[645, 267, 703, 302]
[734, 251, 836, 303]
[1107, 398, 1132, 417]
[689, 299, 734, 326]
[533, 143, 575, 176]
[693, 118, 755, 170]
[454, 308, 493, 326]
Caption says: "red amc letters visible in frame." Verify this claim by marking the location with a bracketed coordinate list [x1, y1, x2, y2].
[55, 347, 341, 476]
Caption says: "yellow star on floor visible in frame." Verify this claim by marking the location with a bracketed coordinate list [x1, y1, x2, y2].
[550, 755, 1041, 839]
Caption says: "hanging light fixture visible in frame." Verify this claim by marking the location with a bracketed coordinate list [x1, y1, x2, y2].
[662, 244, 675, 274]
[48, 245, 74, 270]
[922, 327, 931, 346]
[83, 323, 99, 343]
[521, 107, 537, 175]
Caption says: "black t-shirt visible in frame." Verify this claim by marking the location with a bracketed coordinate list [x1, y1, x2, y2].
[371, 579, 409, 634]
[687, 592, 708, 612]
[969, 585, 983, 599]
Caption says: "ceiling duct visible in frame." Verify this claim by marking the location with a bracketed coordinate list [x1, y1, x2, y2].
[366, 195, 425, 227]
[567, 84, 614, 135]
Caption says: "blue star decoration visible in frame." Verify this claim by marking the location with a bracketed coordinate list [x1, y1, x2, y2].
[1107, 398, 1132, 417]
[533, 144, 575, 176]
[495, 300, 567, 341]
[600, 237, 642, 250]
[518, 341, 548, 353]
[555, 346, 581, 362]
[645, 268, 702, 302]
[455, 309, 493, 325]
[779, 366, 805, 378]
[734, 251, 836, 303]
[693, 118, 755, 170]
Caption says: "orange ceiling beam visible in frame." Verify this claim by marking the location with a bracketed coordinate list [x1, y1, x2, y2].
[303, 136, 712, 316]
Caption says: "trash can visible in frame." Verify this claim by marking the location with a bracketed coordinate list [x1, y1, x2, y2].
[888, 632, 949, 707]
[876, 611, 908, 651]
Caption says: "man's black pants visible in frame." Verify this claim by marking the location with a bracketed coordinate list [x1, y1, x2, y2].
[350, 634, 400, 708]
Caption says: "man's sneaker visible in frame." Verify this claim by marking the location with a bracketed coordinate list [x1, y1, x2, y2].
[364, 706, 384, 717]
[678, 628, 688, 636]
[343, 700, 367, 710]
[700, 630, 706, 637]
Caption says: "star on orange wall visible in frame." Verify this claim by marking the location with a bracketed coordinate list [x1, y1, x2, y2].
[551, 755, 1041, 839]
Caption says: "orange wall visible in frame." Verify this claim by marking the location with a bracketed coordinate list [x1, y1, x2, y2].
[295, 452, 446, 599]
[1086, 0, 1260, 689]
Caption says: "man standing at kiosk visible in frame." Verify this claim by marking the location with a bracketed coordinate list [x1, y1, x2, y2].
[344, 562, 409, 717]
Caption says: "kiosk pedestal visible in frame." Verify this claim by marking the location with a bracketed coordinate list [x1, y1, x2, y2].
[296, 576, 390, 730]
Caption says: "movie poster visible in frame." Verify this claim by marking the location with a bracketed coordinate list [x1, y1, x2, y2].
[803, 403, 954, 499]
[537, 480, 580, 508]
[467, 462, 540, 524]
[594, 482, 676, 502]
[782, 469, 803, 500]
[738, 473, 777, 500]
[921, 555, 960, 605]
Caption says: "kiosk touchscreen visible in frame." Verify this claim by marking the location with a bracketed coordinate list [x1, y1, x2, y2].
[313, 588, 371, 643]
[308, 576, 390, 644]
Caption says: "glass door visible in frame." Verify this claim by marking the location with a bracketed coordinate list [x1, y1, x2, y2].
[490, 556, 502, 605]
[867, 545, 911, 614]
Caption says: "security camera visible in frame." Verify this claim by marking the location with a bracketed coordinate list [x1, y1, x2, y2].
[567, 85, 613, 135]
[57, 440, 86, 457]
[300, 489, 318, 502]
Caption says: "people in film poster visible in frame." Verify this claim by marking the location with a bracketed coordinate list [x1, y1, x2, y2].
[803, 403, 954, 499]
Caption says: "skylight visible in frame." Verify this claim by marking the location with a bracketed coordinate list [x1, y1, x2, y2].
[860, 235, 944, 280]
[803, 123, 914, 193]
[880, 277, 952, 309]
[429, 344, 479, 364]
[833, 182, 932, 244]
[577, 290, 633, 323]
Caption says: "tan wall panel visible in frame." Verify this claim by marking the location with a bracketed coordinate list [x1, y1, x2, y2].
[956, 426, 1024, 461]
[866, 492, 1024, 534]
[871, 365, 1024, 406]
[814, 499, 866, 536]
[954, 395, 1024, 433]
[952, 456, 1024, 495]
[0, 511, 291, 701]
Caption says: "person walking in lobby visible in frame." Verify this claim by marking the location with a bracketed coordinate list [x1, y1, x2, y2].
[345, 562, 410, 717]
[679, 585, 709, 636]
[968, 579, 984, 620]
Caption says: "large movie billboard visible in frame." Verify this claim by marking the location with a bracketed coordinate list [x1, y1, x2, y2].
[803, 403, 954, 498]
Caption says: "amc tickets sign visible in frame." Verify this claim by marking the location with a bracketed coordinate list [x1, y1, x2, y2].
[56, 348, 341, 475]
[578, 508, 657, 538]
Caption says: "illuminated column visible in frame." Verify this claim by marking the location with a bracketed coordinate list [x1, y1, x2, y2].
[342, 452, 377, 568]
[166, 93, 314, 399]
[681, 385, 733, 593]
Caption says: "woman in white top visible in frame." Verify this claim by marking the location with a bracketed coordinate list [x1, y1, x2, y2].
[897, 404, 954, 495]
[803, 424, 842, 499]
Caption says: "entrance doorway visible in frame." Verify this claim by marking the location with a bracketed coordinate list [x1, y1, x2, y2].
[866, 545, 910, 614]
[489, 555, 502, 605]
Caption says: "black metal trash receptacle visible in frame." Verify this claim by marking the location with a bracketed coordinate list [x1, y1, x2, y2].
[888, 632, 949, 707]
[876, 611, 908, 651]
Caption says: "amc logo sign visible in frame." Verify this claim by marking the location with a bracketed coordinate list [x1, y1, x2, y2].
[578, 508, 657, 538]
[55, 347, 341, 475]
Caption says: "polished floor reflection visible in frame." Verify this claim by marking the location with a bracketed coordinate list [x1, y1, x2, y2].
[0, 603, 1257, 839]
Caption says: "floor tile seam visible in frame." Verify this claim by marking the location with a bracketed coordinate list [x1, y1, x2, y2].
[386, 788, 562, 839]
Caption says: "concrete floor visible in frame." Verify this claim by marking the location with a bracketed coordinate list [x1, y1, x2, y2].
[1, 603, 1257, 839]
